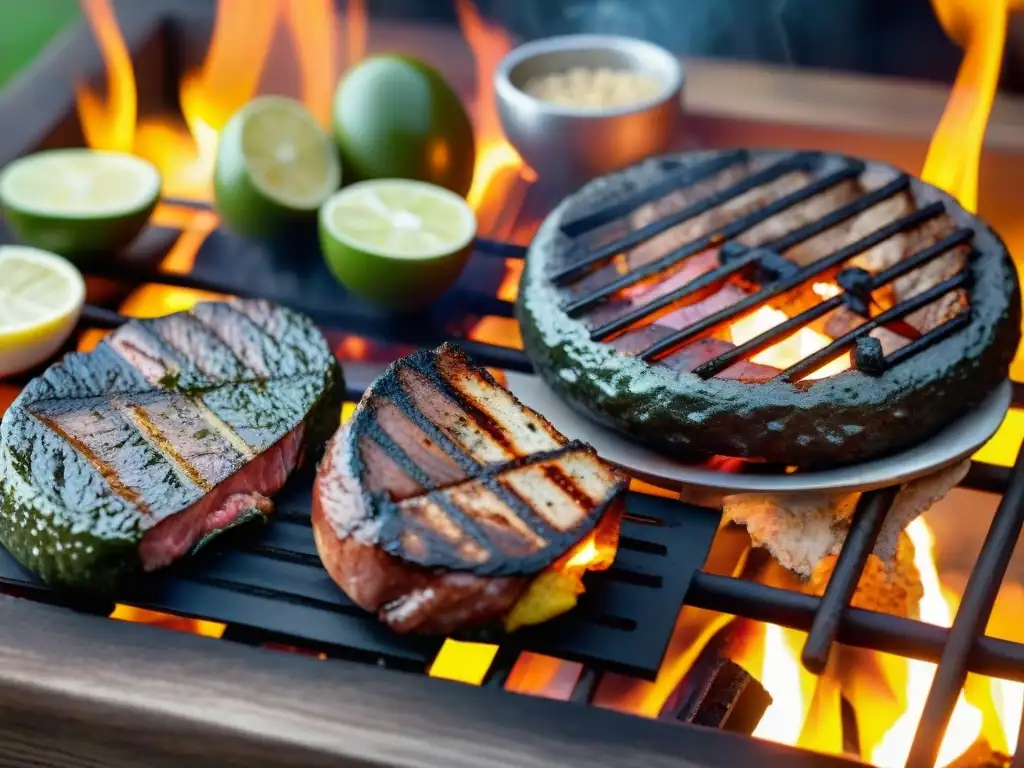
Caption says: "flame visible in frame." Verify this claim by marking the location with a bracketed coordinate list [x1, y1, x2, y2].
[110, 604, 225, 638]
[922, 0, 1010, 213]
[729, 305, 851, 380]
[282, 0, 339, 129]
[76, 0, 136, 152]
[752, 624, 810, 745]
[871, 519, 983, 767]
[733, 518, 993, 766]
[344, 0, 369, 66]
[453, 0, 533, 216]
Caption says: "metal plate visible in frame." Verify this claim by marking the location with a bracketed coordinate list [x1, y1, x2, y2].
[0, 470, 719, 679]
[506, 373, 1012, 495]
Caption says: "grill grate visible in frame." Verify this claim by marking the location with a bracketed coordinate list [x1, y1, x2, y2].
[6, 183, 1024, 759]
[2, 71, 1024, 763]
[0, 463, 720, 678]
[551, 151, 978, 383]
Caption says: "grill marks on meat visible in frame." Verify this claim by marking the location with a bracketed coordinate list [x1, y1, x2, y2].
[559, 156, 971, 376]
[0, 298, 341, 591]
[312, 343, 627, 634]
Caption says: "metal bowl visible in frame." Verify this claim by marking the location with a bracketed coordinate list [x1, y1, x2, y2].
[494, 34, 684, 190]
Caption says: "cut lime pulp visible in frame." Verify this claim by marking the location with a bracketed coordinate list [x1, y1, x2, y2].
[0, 245, 86, 377]
[0, 149, 161, 260]
[319, 179, 477, 310]
[214, 96, 341, 238]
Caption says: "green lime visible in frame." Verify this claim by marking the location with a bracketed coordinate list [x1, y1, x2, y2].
[319, 178, 477, 310]
[0, 149, 160, 260]
[332, 55, 476, 197]
[213, 96, 341, 238]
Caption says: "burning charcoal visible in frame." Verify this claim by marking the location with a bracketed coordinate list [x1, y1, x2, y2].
[659, 654, 772, 735]
[853, 336, 886, 376]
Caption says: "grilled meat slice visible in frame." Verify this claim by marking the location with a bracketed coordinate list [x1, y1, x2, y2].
[312, 343, 626, 635]
[0, 299, 343, 593]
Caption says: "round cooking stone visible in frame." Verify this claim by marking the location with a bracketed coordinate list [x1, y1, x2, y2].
[516, 149, 1021, 468]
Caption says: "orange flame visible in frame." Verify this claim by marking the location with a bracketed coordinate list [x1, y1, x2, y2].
[453, 0, 532, 215]
[738, 519, 989, 766]
[282, 0, 339, 129]
[922, 0, 1010, 213]
[76, 0, 136, 152]
[870, 520, 982, 767]
[729, 303, 851, 380]
[344, 0, 369, 67]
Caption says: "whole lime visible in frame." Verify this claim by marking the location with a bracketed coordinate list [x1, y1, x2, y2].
[332, 55, 476, 198]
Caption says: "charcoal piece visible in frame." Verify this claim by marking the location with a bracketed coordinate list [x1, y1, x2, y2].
[659, 655, 772, 734]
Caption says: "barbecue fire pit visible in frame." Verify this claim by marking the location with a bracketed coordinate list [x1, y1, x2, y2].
[2, 2, 1024, 768]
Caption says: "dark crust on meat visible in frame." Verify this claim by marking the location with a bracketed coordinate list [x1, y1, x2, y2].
[312, 343, 628, 635]
[340, 343, 625, 576]
[518, 149, 1022, 467]
[0, 299, 343, 594]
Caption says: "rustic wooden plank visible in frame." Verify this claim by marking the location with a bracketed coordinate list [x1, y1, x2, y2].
[682, 56, 1024, 152]
[0, 596, 862, 768]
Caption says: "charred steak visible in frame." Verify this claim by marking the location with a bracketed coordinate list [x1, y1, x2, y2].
[0, 299, 343, 593]
[312, 343, 626, 635]
[518, 149, 1021, 466]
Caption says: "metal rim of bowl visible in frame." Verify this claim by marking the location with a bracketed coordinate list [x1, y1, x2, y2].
[493, 34, 685, 120]
[504, 373, 1012, 497]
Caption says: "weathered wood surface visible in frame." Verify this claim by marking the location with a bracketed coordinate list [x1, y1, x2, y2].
[0, 596, 862, 768]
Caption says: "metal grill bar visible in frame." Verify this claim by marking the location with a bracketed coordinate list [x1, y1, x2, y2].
[559, 150, 750, 238]
[964, 462, 1012, 494]
[550, 153, 821, 285]
[774, 271, 969, 382]
[564, 163, 867, 317]
[904, 444, 1024, 768]
[634, 199, 944, 361]
[586, 251, 765, 339]
[800, 488, 895, 674]
[685, 573, 1024, 679]
[880, 313, 971, 370]
[691, 226, 972, 378]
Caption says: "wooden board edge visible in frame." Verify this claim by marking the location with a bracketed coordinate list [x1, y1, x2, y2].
[682, 56, 1024, 153]
[0, 595, 863, 768]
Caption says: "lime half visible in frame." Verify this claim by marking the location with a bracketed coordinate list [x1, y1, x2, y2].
[0, 149, 160, 260]
[319, 179, 477, 310]
[214, 96, 341, 238]
[0, 245, 86, 377]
